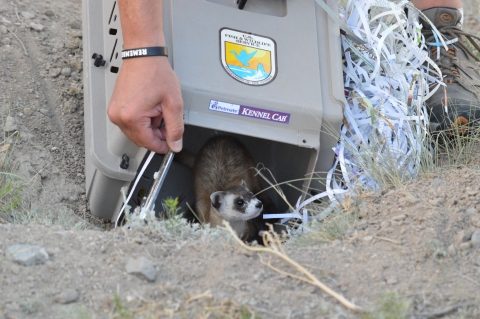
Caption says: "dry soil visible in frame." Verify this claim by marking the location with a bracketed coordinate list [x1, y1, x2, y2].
[0, 0, 480, 318]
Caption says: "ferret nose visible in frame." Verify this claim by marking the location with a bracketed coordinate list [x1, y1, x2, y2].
[255, 202, 263, 209]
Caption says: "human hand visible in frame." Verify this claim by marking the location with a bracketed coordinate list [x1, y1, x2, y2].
[107, 56, 184, 154]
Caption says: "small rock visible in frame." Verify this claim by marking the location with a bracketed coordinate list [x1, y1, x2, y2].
[49, 67, 61, 78]
[44, 10, 54, 17]
[393, 214, 407, 221]
[380, 220, 390, 228]
[125, 256, 156, 282]
[39, 109, 53, 118]
[20, 11, 35, 19]
[467, 208, 479, 215]
[72, 61, 83, 72]
[70, 30, 82, 38]
[459, 242, 472, 251]
[30, 22, 44, 31]
[1, 17, 12, 25]
[386, 277, 398, 285]
[61, 68, 72, 77]
[7, 244, 50, 266]
[65, 37, 81, 49]
[363, 236, 373, 242]
[431, 178, 443, 188]
[61, 67, 71, 77]
[0, 25, 7, 34]
[471, 232, 480, 248]
[472, 215, 480, 228]
[51, 147, 57, 151]
[23, 108, 34, 116]
[55, 288, 79, 304]
[70, 72, 81, 81]
[40, 169, 50, 179]
[447, 244, 456, 257]
[68, 20, 81, 29]
[454, 230, 472, 244]
[64, 100, 78, 113]
[49, 38, 64, 50]
[4, 116, 17, 133]
[467, 190, 478, 196]
[428, 198, 443, 206]
[1, 37, 10, 45]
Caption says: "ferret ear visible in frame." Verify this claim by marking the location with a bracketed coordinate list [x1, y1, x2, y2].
[240, 179, 249, 189]
[210, 191, 223, 210]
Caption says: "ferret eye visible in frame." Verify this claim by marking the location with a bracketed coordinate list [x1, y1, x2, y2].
[236, 199, 244, 206]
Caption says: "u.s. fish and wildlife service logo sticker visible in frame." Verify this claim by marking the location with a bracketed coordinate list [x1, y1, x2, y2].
[220, 28, 277, 86]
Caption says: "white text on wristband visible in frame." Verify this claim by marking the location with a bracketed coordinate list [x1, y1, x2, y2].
[121, 47, 168, 59]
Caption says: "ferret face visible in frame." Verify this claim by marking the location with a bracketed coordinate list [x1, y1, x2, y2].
[210, 184, 263, 221]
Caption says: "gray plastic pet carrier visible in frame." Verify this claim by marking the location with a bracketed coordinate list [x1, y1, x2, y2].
[82, 0, 345, 220]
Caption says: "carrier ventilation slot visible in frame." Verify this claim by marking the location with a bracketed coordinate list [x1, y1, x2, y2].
[108, 1, 116, 25]
[109, 38, 118, 62]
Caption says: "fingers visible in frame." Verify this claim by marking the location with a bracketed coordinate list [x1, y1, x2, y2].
[151, 113, 163, 129]
[144, 137, 170, 154]
[124, 117, 170, 154]
[161, 99, 184, 153]
[107, 57, 184, 154]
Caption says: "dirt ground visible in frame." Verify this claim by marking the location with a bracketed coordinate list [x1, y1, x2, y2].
[1, 0, 480, 318]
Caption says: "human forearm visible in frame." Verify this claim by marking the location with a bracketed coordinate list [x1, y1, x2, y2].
[117, 0, 165, 48]
[109, 0, 184, 153]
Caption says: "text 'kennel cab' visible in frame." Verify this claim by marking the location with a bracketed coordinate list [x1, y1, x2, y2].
[82, 0, 344, 220]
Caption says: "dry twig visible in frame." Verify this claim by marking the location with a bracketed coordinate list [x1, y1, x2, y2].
[6, 27, 28, 56]
[373, 235, 401, 245]
[223, 221, 363, 313]
[186, 290, 212, 304]
[15, 7, 21, 21]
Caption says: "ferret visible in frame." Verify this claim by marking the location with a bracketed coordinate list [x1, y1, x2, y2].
[181, 135, 276, 242]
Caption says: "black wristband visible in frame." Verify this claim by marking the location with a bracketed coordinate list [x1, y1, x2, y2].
[121, 46, 168, 59]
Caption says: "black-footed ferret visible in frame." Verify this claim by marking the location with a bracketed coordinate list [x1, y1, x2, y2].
[181, 135, 276, 242]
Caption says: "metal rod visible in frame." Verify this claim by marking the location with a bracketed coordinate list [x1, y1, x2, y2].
[140, 149, 175, 219]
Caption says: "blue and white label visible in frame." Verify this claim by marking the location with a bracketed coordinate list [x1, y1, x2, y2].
[209, 100, 290, 124]
[209, 100, 240, 114]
